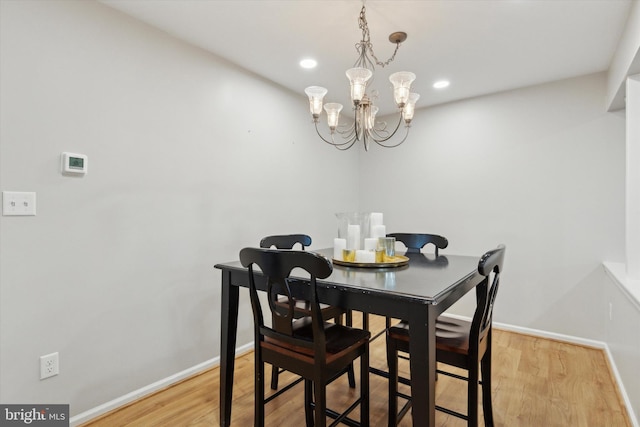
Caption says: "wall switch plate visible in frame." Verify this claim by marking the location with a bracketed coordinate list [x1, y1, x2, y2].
[40, 352, 59, 379]
[2, 192, 36, 216]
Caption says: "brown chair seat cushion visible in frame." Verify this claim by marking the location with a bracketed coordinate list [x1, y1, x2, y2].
[388, 315, 470, 355]
[267, 317, 370, 357]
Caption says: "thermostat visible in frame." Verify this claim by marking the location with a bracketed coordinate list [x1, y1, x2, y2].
[61, 152, 88, 175]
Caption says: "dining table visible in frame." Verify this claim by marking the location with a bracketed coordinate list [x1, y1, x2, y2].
[214, 247, 484, 427]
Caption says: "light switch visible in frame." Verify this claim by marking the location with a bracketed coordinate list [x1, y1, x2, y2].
[2, 192, 36, 216]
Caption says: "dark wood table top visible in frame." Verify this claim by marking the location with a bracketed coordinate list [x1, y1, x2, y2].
[215, 248, 479, 305]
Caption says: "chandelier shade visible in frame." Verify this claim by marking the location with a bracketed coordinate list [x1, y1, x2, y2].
[403, 93, 420, 123]
[324, 103, 343, 129]
[304, 3, 419, 151]
[389, 71, 416, 107]
[304, 86, 328, 118]
[346, 67, 373, 104]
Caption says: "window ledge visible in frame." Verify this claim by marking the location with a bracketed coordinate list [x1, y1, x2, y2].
[603, 262, 640, 311]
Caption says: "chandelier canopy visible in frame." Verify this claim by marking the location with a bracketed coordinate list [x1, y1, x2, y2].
[304, 4, 419, 151]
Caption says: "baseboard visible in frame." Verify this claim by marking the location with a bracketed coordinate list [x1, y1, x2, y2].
[492, 320, 608, 349]
[69, 342, 254, 426]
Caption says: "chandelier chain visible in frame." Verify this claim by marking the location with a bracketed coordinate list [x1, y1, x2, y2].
[358, 5, 401, 68]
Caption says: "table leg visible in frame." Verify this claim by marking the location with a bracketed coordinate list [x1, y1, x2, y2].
[220, 270, 239, 427]
[408, 307, 436, 426]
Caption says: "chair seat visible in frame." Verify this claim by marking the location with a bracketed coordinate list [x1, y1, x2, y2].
[433, 316, 471, 354]
[388, 315, 471, 355]
[267, 317, 370, 358]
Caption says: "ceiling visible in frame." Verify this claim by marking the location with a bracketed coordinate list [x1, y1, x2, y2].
[100, 0, 633, 115]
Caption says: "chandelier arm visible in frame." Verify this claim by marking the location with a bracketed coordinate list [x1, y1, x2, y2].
[374, 125, 411, 148]
[370, 127, 390, 139]
[367, 111, 404, 143]
[371, 120, 390, 135]
[353, 117, 362, 142]
[313, 122, 338, 145]
[338, 128, 356, 139]
[336, 121, 357, 139]
[370, 120, 391, 137]
[314, 122, 357, 147]
[335, 138, 358, 151]
[339, 130, 358, 147]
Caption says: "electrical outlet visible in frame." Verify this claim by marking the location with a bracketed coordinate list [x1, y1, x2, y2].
[40, 352, 59, 379]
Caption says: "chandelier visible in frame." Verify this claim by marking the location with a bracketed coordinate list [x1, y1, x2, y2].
[304, 4, 419, 151]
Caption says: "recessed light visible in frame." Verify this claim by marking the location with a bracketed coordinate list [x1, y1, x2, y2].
[300, 58, 317, 69]
[433, 80, 450, 89]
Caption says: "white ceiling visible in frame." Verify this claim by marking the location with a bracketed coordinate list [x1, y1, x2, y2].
[100, 0, 633, 115]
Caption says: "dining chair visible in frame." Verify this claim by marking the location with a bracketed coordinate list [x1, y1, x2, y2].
[374, 233, 449, 331]
[386, 244, 505, 427]
[259, 234, 354, 390]
[240, 247, 370, 427]
[387, 233, 449, 256]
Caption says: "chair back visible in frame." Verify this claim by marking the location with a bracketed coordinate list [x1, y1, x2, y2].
[387, 233, 448, 256]
[260, 234, 312, 250]
[470, 245, 506, 352]
[239, 247, 333, 359]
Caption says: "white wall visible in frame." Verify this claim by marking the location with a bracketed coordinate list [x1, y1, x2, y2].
[359, 73, 626, 340]
[0, 0, 358, 416]
[0, 0, 632, 421]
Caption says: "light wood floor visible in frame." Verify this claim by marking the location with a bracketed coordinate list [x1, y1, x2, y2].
[81, 315, 631, 426]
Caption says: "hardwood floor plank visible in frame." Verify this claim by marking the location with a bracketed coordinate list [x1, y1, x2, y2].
[81, 315, 631, 426]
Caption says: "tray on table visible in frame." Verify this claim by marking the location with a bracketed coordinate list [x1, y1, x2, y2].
[332, 255, 409, 268]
